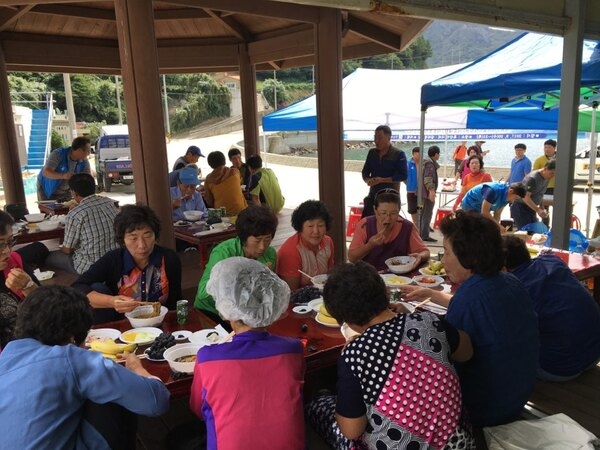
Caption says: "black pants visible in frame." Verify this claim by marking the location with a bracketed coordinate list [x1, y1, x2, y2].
[82, 401, 137, 450]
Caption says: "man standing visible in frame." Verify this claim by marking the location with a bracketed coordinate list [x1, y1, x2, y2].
[532, 139, 557, 195]
[452, 140, 467, 175]
[45, 173, 118, 274]
[246, 155, 285, 214]
[361, 125, 407, 217]
[173, 145, 204, 171]
[473, 140, 490, 157]
[405, 147, 420, 224]
[510, 160, 556, 229]
[37, 137, 91, 202]
[170, 166, 208, 221]
[420, 146, 440, 242]
[507, 143, 532, 184]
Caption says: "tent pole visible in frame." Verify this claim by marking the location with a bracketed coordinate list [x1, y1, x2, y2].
[585, 102, 598, 237]
[417, 107, 426, 232]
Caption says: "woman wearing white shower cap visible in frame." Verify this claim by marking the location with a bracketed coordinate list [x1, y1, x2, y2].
[189, 257, 306, 450]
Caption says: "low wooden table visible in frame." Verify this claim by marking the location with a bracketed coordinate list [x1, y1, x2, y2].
[38, 200, 120, 216]
[174, 224, 237, 268]
[14, 225, 64, 245]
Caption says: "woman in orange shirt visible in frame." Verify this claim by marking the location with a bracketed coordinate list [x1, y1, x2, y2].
[453, 155, 492, 210]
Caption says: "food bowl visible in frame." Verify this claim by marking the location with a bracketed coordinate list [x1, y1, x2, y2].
[385, 256, 417, 274]
[412, 274, 444, 288]
[125, 305, 168, 328]
[311, 274, 328, 290]
[210, 222, 232, 231]
[183, 210, 204, 221]
[24, 213, 45, 223]
[37, 220, 60, 231]
[163, 343, 203, 374]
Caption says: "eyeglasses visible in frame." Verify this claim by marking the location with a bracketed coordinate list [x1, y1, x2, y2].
[0, 237, 17, 251]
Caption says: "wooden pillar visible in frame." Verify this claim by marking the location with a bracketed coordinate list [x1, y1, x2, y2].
[113, 0, 174, 248]
[0, 45, 26, 204]
[314, 8, 346, 264]
[239, 44, 259, 158]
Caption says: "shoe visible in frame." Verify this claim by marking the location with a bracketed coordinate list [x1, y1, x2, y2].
[429, 226, 434, 232]
[423, 237, 437, 242]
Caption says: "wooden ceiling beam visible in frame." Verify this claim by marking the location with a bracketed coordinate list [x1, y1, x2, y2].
[31, 4, 115, 20]
[0, 4, 33, 32]
[162, 0, 319, 23]
[154, 8, 210, 20]
[399, 17, 431, 48]
[347, 14, 401, 51]
[203, 9, 251, 41]
[248, 28, 314, 65]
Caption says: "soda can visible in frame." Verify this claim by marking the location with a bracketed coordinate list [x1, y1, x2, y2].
[176, 299, 188, 325]
[219, 206, 227, 217]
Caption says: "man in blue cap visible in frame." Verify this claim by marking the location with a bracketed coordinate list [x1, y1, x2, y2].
[173, 145, 204, 174]
[170, 166, 207, 222]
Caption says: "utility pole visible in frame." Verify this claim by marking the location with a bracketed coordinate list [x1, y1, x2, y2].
[63, 73, 77, 139]
[162, 75, 170, 135]
[115, 75, 123, 125]
[273, 70, 277, 111]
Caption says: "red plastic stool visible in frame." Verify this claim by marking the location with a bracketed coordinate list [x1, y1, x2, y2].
[346, 205, 364, 237]
[571, 214, 581, 230]
[433, 207, 453, 229]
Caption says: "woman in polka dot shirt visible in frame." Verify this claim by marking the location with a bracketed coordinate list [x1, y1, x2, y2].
[307, 261, 475, 449]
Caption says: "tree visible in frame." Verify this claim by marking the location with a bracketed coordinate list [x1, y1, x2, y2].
[262, 78, 289, 109]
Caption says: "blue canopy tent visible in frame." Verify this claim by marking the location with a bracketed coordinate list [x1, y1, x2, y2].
[420, 32, 600, 239]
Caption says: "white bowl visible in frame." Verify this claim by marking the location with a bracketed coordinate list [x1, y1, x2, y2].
[183, 210, 204, 221]
[163, 343, 203, 374]
[210, 222, 232, 231]
[311, 274, 328, 290]
[24, 213, 45, 223]
[125, 305, 168, 328]
[412, 274, 444, 288]
[37, 221, 60, 231]
[385, 256, 417, 274]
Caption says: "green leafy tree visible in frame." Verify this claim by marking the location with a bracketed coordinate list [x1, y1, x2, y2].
[50, 129, 66, 149]
[262, 78, 289, 109]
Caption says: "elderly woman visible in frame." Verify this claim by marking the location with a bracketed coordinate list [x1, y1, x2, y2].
[0, 211, 40, 348]
[453, 154, 492, 210]
[0, 285, 169, 448]
[307, 261, 474, 449]
[194, 205, 278, 324]
[400, 211, 538, 426]
[348, 189, 429, 271]
[190, 257, 305, 449]
[276, 200, 334, 290]
[73, 204, 182, 323]
[455, 146, 479, 182]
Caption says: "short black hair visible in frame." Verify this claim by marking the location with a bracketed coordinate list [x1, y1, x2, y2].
[412, 146, 420, 154]
[246, 154, 263, 170]
[323, 261, 389, 326]
[374, 189, 400, 208]
[375, 125, 392, 137]
[114, 204, 161, 247]
[428, 145, 440, 158]
[71, 136, 91, 151]
[544, 160, 556, 171]
[236, 205, 278, 245]
[514, 143, 527, 150]
[15, 285, 93, 346]
[440, 210, 504, 276]
[508, 182, 527, 198]
[502, 235, 531, 271]
[207, 151, 226, 169]
[544, 139, 557, 148]
[0, 210, 15, 235]
[228, 148, 242, 159]
[68, 173, 96, 197]
[291, 200, 332, 232]
[467, 154, 484, 170]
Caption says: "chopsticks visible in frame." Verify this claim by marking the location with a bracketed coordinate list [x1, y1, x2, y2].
[220, 331, 235, 343]
[298, 269, 316, 282]
[412, 297, 432, 310]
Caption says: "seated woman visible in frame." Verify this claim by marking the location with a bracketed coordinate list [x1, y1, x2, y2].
[276, 200, 334, 290]
[504, 235, 600, 381]
[190, 257, 305, 449]
[203, 151, 248, 216]
[194, 205, 278, 325]
[348, 189, 429, 271]
[0, 285, 170, 448]
[307, 261, 474, 449]
[453, 154, 492, 210]
[73, 204, 182, 324]
[400, 211, 538, 427]
[0, 211, 40, 348]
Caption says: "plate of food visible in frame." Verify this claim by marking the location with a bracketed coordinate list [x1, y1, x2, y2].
[119, 327, 163, 345]
[307, 297, 324, 312]
[419, 260, 446, 276]
[172, 330, 192, 341]
[314, 304, 339, 328]
[189, 329, 223, 346]
[380, 274, 413, 287]
[85, 328, 121, 347]
[412, 274, 445, 288]
[173, 220, 190, 227]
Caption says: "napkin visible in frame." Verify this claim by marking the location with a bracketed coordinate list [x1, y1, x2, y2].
[33, 268, 55, 281]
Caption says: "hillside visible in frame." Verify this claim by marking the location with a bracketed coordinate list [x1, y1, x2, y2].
[423, 20, 521, 67]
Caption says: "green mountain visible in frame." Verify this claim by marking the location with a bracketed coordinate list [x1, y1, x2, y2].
[423, 20, 521, 67]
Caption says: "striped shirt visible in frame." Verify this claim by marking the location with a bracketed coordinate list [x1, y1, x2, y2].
[63, 195, 119, 273]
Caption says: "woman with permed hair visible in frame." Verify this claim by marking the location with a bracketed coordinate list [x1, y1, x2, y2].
[73, 204, 182, 323]
[307, 261, 474, 449]
[399, 210, 538, 427]
[0, 285, 170, 448]
[276, 200, 334, 290]
[194, 204, 278, 326]
[453, 154, 492, 210]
